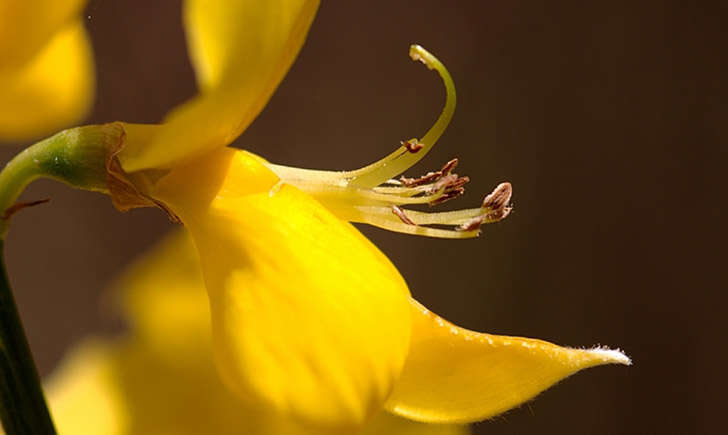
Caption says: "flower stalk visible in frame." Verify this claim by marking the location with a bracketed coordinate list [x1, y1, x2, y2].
[0, 123, 124, 434]
[0, 123, 123, 237]
[0, 242, 57, 434]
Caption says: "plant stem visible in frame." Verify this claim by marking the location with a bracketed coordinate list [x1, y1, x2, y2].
[0, 241, 56, 434]
[0, 124, 123, 433]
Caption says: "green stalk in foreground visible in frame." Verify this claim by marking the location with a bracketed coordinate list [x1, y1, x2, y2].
[0, 124, 124, 434]
[0, 242, 57, 434]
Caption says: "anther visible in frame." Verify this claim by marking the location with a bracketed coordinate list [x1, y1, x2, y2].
[440, 158, 459, 176]
[430, 187, 466, 205]
[399, 158, 461, 188]
[427, 173, 469, 204]
[447, 175, 469, 190]
[400, 171, 441, 187]
[427, 174, 459, 194]
[401, 139, 424, 153]
[482, 182, 512, 211]
[480, 182, 513, 223]
[392, 205, 417, 225]
[485, 205, 513, 222]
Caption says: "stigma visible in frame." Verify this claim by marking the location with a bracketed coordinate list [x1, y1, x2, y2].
[264, 45, 512, 239]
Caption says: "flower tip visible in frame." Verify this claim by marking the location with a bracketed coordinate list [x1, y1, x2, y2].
[587, 346, 632, 366]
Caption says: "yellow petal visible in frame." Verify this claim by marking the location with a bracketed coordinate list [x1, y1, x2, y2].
[0, 0, 86, 70]
[44, 341, 127, 435]
[385, 299, 631, 423]
[46, 229, 405, 435]
[44, 231, 317, 435]
[118, 0, 319, 172]
[46, 337, 337, 435]
[0, 20, 95, 141]
[151, 147, 412, 428]
[112, 230, 212, 356]
[361, 412, 469, 435]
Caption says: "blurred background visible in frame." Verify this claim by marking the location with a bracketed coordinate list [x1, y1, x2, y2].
[1, 1, 725, 433]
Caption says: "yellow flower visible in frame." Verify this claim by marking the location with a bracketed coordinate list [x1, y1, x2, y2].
[0, 0, 95, 141]
[44, 230, 468, 435]
[26, 0, 629, 432]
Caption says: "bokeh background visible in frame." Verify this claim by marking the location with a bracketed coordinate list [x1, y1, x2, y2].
[1, 1, 725, 433]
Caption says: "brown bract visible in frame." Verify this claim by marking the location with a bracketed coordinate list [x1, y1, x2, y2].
[104, 123, 180, 223]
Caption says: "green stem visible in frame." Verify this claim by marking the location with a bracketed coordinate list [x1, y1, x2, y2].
[0, 123, 124, 433]
[0, 241, 56, 434]
[0, 138, 59, 434]
[0, 124, 121, 237]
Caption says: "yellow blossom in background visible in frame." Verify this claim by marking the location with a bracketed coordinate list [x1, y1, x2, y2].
[0, 0, 94, 141]
[45, 231, 468, 435]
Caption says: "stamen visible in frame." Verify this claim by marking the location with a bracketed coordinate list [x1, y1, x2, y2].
[342, 180, 512, 237]
[455, 182, 513, 231]
[395, 157, 470, 206]
[429, 186, 465, 205]
[392, 205, 416, 225]
[440, 158, 459, 176]
[357, 212, 481, 239]
[259, 46, 513, 240]
[400, 171, 442, 188]
[427, 174, 459, 194]
[482, 182, 513, 211]
[400, 158, 459, 187]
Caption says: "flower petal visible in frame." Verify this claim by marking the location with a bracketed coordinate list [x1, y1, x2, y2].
[45, 231, 338, 435]
[119, 0, 319, 172]
[44, 341, 126, 435]
[0, 0, 86, 70]
[385, 299, 631, 423]
[113, 229, 212, 355]
[46, 337, 341, 435]
[0, 20, 94, 141]
[150, 148, 412, 428]
[361, 412, 470, 435]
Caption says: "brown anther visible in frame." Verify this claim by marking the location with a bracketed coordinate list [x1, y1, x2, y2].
[2, 198, 50, 220]
[466, 182, 513, 223]
[399, 158, 465, 189]
[440, 158, 459, 176]
[426, 173, 469, 200]
[457, 216, 485, 232]
[429, 187, 465, 205]
[401, 139, 424, 153]
[482, 182, 513, 211]
[391, 205, 417, 225]
[447, 175, 470, 190]
[399, 171, 442, 187]
[427, 174, 459, 194]
[485, 205, 513, 222]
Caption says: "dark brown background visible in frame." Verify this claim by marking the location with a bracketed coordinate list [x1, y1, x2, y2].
[1, 1, 725, 433]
